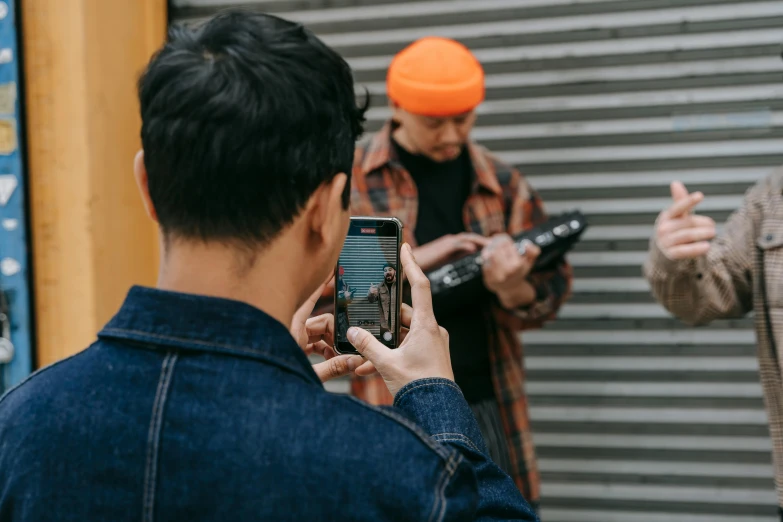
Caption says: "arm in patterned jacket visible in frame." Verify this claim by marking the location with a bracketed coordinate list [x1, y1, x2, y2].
[643, 178, 765, 326]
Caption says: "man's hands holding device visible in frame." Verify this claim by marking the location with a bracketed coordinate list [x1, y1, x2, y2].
[481, 234, 540, 309]
[290, 281, 364, 383]
[291, 244, 455, 396]
[409, 229, 541, 309]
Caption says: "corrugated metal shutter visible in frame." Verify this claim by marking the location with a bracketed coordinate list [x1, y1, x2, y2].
[171, 1, 783, 520]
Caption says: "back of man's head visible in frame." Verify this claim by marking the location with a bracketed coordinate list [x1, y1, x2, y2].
[137, 11, 366, 248]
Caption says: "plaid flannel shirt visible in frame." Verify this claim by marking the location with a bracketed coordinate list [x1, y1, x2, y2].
[348, 124, 573, 502]
[644, 166, 783, 507]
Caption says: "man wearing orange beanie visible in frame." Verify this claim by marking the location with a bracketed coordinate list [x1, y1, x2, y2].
[350, 37, 573, 514]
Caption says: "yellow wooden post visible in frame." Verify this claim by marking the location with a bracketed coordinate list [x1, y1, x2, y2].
[21, 0, 166, 367]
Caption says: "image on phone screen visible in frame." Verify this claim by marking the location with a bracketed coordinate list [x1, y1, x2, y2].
[335, 218, 401, 354]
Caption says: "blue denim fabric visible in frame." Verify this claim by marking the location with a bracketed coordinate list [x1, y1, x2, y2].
[0, 286, 538, 521]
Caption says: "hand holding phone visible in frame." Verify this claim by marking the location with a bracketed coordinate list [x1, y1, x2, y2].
[347, 244, 454, 398]
[335, 217, 403, 355]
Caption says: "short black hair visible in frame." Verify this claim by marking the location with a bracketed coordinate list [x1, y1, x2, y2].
[138, 10, 367, 246]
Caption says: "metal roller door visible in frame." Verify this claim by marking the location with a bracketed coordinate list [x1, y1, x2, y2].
[171, 1, 783, 520]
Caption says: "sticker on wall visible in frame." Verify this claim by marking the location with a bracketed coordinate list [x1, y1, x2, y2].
[0, 120, 16, 155]
[0, 83, 16, 115]
[0, 258, 20, 277]
[1, 218, 17, 231]
[0, 49, 12, 65]
[0, 174, 15, 205]
[0, 3, 7, 21]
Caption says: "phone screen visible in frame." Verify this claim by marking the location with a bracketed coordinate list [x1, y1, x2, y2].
[335, 218, 402, 355]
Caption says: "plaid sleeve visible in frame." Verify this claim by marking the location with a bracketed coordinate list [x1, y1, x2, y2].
[643, 178, 762, 325]
[497, 167, 573, 330]
[349, 144, 374, 216]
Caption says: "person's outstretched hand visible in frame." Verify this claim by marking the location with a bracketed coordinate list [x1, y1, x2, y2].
[348, 243, 454, 397]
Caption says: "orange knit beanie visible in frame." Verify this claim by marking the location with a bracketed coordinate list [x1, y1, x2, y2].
[387, 37, 485, 117]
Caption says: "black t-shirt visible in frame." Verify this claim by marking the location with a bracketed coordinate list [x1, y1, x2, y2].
[392, 139, 495, 403]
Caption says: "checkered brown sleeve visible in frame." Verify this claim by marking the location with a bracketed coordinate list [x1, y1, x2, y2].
[643, 181, 763, 325]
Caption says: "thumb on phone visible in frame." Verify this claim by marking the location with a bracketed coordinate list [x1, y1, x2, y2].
[347, 327, 389, 366]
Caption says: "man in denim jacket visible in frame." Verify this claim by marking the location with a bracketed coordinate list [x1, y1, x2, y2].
[0, 10, 538, 522]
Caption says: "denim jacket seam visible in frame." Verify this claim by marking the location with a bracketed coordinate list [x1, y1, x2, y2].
[100, 327, 317, 384]
[393, 380, 463, 405]
[102, 327, 270, 354]
[431, 433, 483, 455]
[345, 396, 452, 460]
[429, 451, 462, 522]
[142, 351, 178, 522]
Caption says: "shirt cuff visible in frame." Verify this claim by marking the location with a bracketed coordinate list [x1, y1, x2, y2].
[393, 378, 488, 455]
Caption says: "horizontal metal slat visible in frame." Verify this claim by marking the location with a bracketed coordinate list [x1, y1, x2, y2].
[529, 406, 767, 424]
[547, 194, 741, 214]
[524, 342, 756, 358]
[581, 225, 655, 241]
[571, 278, 650, 293]
[497, 138, 782, 164]
[523, 329, 755, 345]
[541, 481, 776, 504]
[541, 508, 777, 522]
[525, 357, 759, 371]
[527, 382, 763, 398]
[534, 433, 771, 451]
[322, 2, 783, 48]
[539, 458, 772, 477]
[472, 110, 783, 146]
[527, 166, 769, 190]
[470, 110, 781, 141]
[568, 251, 647, 266]
[558, 303, 671, 319]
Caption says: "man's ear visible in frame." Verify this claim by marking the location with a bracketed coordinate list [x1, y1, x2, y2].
[308, 173, 349, 241]
[134, 150, 158, 223]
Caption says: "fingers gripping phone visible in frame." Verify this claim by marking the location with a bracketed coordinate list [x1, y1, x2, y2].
[334, 217, 404, 355]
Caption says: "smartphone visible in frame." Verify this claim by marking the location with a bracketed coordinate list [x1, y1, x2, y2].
[334, 217, 404, 355]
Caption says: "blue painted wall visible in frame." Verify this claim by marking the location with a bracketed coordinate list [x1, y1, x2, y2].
[0, 0, 32, 391]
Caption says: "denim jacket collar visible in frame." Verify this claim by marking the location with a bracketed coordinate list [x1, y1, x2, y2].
[98, 285, 321, 386]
